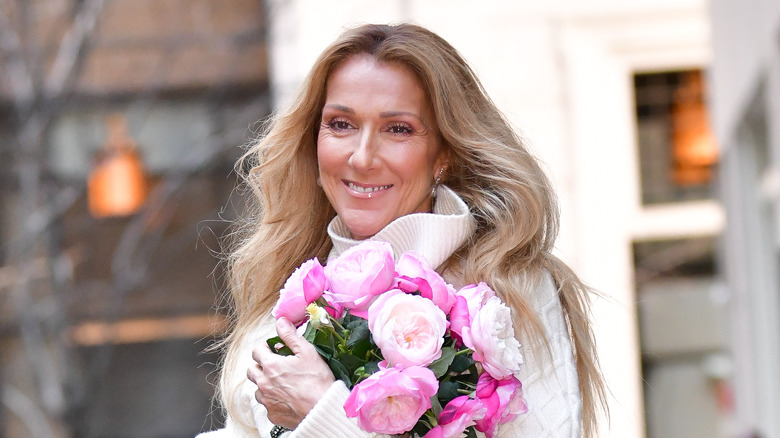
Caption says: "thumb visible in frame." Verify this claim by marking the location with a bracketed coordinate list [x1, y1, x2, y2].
[276, 317, 305, 355]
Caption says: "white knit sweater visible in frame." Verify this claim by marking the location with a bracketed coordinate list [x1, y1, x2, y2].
[198, 187, 581, 437]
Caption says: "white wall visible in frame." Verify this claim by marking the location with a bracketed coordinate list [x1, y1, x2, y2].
[710, 0, 780, 435]
[265, 2, 716, 436]
[708, 0, 780, 145]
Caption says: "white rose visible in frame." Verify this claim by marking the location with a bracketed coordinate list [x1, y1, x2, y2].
[462, 296, 523, 379]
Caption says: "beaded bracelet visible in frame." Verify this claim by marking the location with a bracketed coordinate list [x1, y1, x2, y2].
[270, 425, 291, 438]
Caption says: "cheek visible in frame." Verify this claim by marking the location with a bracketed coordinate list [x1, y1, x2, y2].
[417, 140, 444, 182]
[404, 154, 438, 188]
[316, 140, 340, 176]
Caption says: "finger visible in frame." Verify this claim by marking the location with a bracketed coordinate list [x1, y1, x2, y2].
[252, 345, 270, 369]
[246, 363, 263, 385]
[275, 317, 305, 355]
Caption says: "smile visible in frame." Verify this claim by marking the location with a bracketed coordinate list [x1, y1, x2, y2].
[345, 181, 392, 193]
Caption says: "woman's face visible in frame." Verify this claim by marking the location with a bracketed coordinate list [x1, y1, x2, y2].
[317, 54, 446, 240]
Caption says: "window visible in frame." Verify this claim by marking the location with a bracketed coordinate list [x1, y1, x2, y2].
[634, 70, 719, 205]
[633, 236, 729, 438]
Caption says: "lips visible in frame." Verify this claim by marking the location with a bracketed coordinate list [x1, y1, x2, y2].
[345, 180, 393, 193]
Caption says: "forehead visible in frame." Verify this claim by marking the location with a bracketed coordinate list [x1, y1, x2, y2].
[325, 54, 429, 104]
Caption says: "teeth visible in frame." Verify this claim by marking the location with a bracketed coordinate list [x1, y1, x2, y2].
[347, 181, 391, 193]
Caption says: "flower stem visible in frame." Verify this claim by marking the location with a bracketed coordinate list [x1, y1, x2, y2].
[329, 316, 346, 332]
[326, 325, 346, 345]
[424, 410, 438, 427]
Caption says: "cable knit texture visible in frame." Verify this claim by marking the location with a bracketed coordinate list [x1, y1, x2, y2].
[197, 186, 580, 437]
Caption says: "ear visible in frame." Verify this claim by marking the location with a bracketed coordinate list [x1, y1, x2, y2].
[438, 162, 448, 181]
[434, 148, 450, 179]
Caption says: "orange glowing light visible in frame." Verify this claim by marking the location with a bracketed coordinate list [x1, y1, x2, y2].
[671, 71, 719, 186]
[87, 115, 147, 218]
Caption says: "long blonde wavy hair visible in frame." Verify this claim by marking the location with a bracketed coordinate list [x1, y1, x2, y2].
[219, 23, 606, 437]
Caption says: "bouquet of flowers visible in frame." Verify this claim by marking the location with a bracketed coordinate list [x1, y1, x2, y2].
[268, 241, 528, 437]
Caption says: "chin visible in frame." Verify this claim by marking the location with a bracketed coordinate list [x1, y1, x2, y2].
[344, 220, 387, 241]
[348, 228, 381, 241]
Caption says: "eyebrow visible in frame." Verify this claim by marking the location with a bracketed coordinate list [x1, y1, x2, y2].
[379, 110, 423, 120]
[322, 104, 426, 124]
[323, 104, 354, 114]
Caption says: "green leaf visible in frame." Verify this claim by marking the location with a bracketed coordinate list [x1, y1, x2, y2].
[313, 328, 331, 345]
[437, 380, 462, 406]
[450, 351, 476, 373]
[337, 352, 364, 375]
[313, 344, 334, 361]
[412, 418, 433, 437]
[363, 361, 379, 375]
[328, 358, 352, 388]
[302, 322, 318, 343]
[266, 336, 293, 356]
[315, 338, 335, 354]
[430, 395, 443, 417]
[347, 319, 371, 348]
[465, 426, 478, 438]
[349, 338, 373, 360]
[344, 313, 363, 327]
[428, 347, 457, 378]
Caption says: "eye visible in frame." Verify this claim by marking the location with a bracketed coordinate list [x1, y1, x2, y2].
[386, 123, 413, 135]
[326, 118, 353, 132]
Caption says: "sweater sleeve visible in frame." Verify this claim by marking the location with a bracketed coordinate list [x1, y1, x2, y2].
[496, 272, 582, 437]
[278, 380, 388, 438]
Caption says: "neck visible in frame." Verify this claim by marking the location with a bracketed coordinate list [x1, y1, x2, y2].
[327, 185, 475, 269]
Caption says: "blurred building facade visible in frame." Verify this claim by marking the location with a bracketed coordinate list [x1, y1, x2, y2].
[0, 1, 269, 437]
[710, 0, 780, 437]
[264, 1, 723, 437]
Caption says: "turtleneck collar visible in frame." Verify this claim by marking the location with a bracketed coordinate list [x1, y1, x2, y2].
[326, 186, 475, 269]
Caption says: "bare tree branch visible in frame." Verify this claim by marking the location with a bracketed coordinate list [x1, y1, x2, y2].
[0, 0, 35, 113]
[1, 385, 56, 438]
[2, 1, 264, 435]
[44, 0, 106, 96]
[2, 0, 107, 427]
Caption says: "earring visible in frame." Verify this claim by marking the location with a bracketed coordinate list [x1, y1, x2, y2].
[316, 176, 322, 187]
[431, 167, 445, 198]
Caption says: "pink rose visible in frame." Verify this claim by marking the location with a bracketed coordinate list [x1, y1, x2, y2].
[423, 427, 445, 438]
[449, 297, 470, 347]
[423, 396, 486, 438]
[456, 283, 496, 318]
[462, 296, 523, 379]
[395, 251, 456, 314]
[271, 258, 326, 325]
[368, 290, 448, 368]
[449, 282, 496, 345]
[324, 241, 396, 318]
[343, 365, 438, 435]
[474, 374, 528, 437]
[321, 292, 344, 319]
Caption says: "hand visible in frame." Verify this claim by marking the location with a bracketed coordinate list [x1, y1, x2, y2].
[247, 317, 335, 429]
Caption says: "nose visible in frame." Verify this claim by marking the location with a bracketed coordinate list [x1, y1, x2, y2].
[348, 130, 378, 172]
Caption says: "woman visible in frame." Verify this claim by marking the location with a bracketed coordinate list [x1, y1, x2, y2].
[201, 23, 605, 438]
